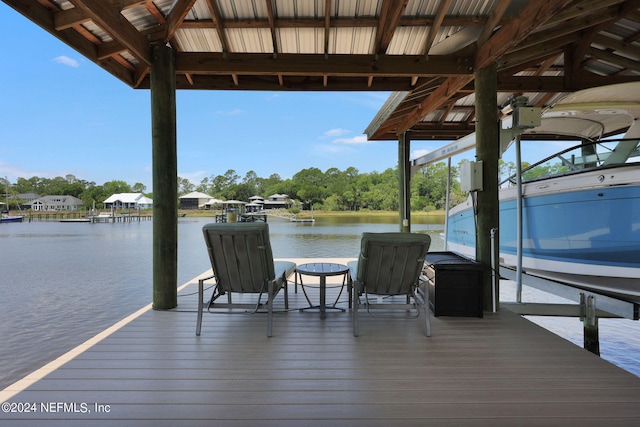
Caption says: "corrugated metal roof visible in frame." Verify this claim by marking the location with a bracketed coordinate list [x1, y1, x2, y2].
[6, 0, 640, 142]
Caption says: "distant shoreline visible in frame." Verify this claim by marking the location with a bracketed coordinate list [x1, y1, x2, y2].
[181, 209, 446, 220]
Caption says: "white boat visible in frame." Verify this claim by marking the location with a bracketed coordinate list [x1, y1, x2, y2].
[447, 82, 640, 304]
[1, 214, 24, 223]
[2, 181, 24, 223]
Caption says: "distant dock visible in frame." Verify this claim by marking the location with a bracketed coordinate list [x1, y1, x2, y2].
[25, 213, 152, 223]
[90, 214, 152, 223]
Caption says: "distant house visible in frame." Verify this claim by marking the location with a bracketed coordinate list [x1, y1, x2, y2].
[263, 194, 291, 210]
[6, 193, 40, 210]
[246, 195, 264, 213]
[17, 193, 41, 203]
[179, 191, 214, 210]
[28, 195, 84, 211]
[104, 193, 153, 210]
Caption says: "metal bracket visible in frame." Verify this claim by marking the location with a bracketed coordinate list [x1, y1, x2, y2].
[580, 293, 597, 327]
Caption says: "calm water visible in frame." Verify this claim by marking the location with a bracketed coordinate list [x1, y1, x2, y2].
[1, 216, 638, 390]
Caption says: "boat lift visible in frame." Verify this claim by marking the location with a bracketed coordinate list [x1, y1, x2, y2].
[411, 98, 639, 355]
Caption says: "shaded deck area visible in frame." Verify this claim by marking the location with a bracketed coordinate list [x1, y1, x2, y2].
[2, 258, 640, 426]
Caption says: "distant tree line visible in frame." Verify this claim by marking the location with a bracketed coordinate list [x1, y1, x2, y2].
[3, 159, 542, 211]
[179, 163, 470, 212]
[1, 175, 146, 210]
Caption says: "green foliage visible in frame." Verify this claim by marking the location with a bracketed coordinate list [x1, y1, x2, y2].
[5, 161, 475, 212]
[4, 175, 150, 210]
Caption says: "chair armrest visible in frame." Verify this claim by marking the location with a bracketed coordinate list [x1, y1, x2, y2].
[274, 260, 297, 280]
[198, 274, 216, 286]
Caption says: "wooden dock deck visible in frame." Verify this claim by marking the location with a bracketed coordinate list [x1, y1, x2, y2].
[2, 258, 639, 426]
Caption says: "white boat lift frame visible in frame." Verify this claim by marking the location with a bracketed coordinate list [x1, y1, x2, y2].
[411, 102, 640, 355]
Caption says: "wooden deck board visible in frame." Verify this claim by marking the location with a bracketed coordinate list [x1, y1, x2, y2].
[2, 263, 640, 426]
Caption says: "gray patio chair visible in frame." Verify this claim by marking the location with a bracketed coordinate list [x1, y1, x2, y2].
[196, 222, 296, 337]
[349, 232, 431, 337]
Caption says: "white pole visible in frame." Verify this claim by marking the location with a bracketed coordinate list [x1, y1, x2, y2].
[515, 135, 523, 303]
[444, 157, 451, 251]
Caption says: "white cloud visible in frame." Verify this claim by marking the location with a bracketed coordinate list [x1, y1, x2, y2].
[410, 149, 431, 160]
[0, 161, 70, 182]
[333, 135, 369, 145]
[324, 128, 350, 137]
[53, 55, 80, 68]
[215, 108, 244, 115]
[315, 144, 351, 154]
[179, 170, 208, 184]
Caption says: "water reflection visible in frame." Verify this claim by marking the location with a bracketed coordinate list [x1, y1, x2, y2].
[267, 218, 444, 258]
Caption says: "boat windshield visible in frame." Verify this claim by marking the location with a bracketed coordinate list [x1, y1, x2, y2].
[500, 138, 640, 186]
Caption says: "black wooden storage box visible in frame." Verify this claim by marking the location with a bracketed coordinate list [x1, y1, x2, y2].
[424, 251, 483, 317]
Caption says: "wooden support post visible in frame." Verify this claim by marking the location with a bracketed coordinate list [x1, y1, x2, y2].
[474, 64, 500, 312]
[398, 132, 411, 233]
[151, 43, 178, 310]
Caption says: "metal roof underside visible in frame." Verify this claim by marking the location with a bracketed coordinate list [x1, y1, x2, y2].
[5, 0, 640, 141]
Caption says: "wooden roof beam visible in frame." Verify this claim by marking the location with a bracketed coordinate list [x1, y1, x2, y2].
[54, 7, 89, 31]
[205, 0, 239, 87]
[164, 0, 197, 42]
[36, 0, 58, 9]
[476, 0, 511, 46]
[144, 1, 166, 24]
[68, 0, 152, 65]
[423, 0, 452, 57]
[324, 0, 331, 55]
[439, 102, 456, 124]
[588, 46, 640, 72]
[375, 0, 408, 55]
[511, 4, 624, 53]
[148, 74, 427, 91]
[545, 0, 628, 26]
[54, 0, 150, 30]
[476, 0, 575, 69]
[395, 0, 574, 136]
[499, 35, 580, 72]
[175, 53, 473, 77]
[265, 0, 279, 55]
[594, 33, 640, 57]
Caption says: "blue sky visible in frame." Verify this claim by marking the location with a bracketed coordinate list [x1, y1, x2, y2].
[1, 5, 565, 192]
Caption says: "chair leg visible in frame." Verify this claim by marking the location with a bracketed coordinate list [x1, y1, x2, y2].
[196, 278, 204, 336]
[353, 284, 359, 337]
[267, 280, 274, 337]
[424, 303, 431, 337]
[284, 277, 289, 309]
[348, 274, 353, 309]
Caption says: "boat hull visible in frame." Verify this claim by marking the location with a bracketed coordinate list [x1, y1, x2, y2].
[448, 166, 640, 303]
[1, 216, 24, 223]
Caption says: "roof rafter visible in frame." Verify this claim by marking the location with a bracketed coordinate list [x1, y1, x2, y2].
[375, 0, 408, 55]
[68, 0, 152, 65]
[394, 0, 575, 136]
[423, 0, 452, 56]
[476, 0, 511, 46]
[164, 0, 197, 42]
